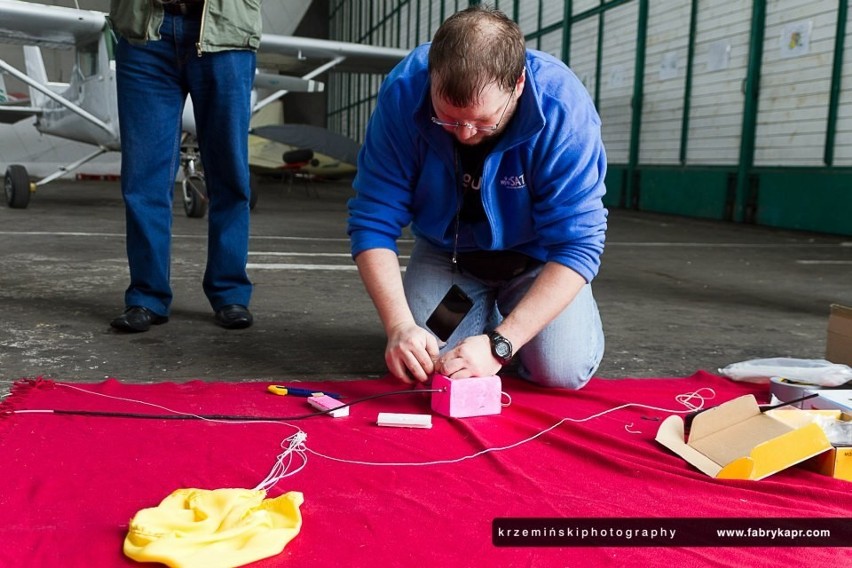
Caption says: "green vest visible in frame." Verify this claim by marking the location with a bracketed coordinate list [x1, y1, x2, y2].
[108, 0, 262, 53]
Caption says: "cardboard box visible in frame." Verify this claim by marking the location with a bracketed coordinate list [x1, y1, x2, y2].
[827, 304, 852, 366]
[769, 408, 852, 482]
[810, 444, 852, 482]
[655, 394, 833, 480]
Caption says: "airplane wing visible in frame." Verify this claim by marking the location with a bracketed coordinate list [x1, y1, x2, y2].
[252, 124, 361, 165]
[249, 124, 361, 179]
[0, 0, 407, 74]
[0, 101, 41, 124]
[254, 71, 324, 93]
[259, 34, 410, 76]
[0, 0, 106, 48]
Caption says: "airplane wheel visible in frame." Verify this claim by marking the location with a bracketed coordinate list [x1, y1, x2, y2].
[249, 172, 258, 210]
[182, 174, 208, 218]
[4, 165, 31, 209]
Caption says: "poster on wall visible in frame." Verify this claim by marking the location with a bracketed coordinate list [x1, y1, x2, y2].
[659, 51, 679, 81]
[705, 40, 730, 72]
[779, 20, 812, 59]
[607, 64, 626, 89]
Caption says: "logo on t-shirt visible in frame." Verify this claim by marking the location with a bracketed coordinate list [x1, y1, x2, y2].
[500, 174, 527, 189]
[462, 172, 482, 192]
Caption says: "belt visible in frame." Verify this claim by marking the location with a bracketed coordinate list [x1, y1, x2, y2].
[161, 2, 204, 17]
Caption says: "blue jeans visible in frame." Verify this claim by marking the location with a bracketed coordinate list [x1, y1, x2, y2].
[403, 239, 605, 389]
[115, 12, 255, 315]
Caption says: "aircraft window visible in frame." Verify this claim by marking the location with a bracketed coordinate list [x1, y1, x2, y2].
[77, 41, 99, 77]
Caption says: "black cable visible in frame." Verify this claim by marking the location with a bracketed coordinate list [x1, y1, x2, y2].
[43, 387, 444, 421]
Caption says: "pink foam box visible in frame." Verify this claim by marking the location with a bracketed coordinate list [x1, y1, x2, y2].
[430, 374, 502, 418]
[307, 394, 349, 418]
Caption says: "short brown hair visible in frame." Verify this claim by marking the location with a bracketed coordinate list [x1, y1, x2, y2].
[429, 5, 525, 107]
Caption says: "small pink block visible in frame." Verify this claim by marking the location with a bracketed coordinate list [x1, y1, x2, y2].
[430, 374, 502, 418]
[307, 394, 349, 418]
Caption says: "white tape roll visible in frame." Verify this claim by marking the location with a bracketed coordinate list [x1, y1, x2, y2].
[769, 376, 821, 406]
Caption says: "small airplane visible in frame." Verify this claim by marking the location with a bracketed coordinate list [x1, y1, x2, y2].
[0, 0, 407, 216]
[249, 124, 362, 180]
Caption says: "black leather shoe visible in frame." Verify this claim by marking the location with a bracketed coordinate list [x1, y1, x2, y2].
[214, 304, 253, 329]
[110, 306, 168, 333]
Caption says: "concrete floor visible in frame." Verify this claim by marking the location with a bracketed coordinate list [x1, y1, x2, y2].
[2, 177, 851, 396]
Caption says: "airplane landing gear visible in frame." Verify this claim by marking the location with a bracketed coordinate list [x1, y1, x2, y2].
[182, 173, 208, 218]
[179, 156, 259, 218]
[4, 165, 32, 209]
[181, 156, 207, 218]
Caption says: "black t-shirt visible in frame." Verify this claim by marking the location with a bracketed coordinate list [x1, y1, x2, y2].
[456, 138, 498, 224]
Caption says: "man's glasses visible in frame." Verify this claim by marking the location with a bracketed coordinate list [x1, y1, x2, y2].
[431, 86, 515, 134]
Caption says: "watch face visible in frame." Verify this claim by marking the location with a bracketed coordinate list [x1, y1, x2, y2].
[489, 332, 512, 363]
[495, 341, 511, 358]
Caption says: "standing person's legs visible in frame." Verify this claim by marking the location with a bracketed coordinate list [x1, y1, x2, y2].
[187, 48, 255, 312]
[114, 16, 187, 318]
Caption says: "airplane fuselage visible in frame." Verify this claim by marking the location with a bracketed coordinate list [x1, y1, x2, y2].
[32, 32, 120, 150]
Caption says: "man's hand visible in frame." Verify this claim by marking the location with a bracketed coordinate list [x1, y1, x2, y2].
[435, 334, 502, 378]
[386, 321, 441, 383]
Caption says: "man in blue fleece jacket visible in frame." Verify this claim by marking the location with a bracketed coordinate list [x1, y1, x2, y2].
[348, 5, 607, 389]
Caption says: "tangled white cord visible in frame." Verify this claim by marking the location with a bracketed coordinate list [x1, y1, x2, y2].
[51, 383, 308, 490]
[307, 387, 718, 467]
[35, 383, 717, 478]
[252, 431, 309, 492]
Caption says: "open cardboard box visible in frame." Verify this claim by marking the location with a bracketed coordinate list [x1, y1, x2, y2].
[827, 304, 852, 366]
[768, 408, 852, 482]
[655, 394, 833, 480]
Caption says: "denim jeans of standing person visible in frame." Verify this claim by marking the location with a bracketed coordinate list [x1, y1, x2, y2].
[115, 12, 255, 318]
[403, 239, 605, 389]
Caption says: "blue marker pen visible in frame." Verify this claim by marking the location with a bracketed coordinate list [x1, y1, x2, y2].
[267, 385, 342, 399]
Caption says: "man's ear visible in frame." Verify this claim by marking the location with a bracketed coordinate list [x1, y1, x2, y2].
[515, 69, 526, 97]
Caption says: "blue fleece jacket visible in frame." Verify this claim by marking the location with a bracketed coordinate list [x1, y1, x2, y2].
[348, 44, 607, 283]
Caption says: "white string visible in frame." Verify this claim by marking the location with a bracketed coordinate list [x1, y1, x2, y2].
[305, 388, 717, 467]
[252, 431, 309, 492]
[53, 383, 302, 427]
[675, 389, 713, 411]
[30, 383, 717, 473]
[53, 383, 308, 489]
[500, 391, 512, 407]
[624, 423, 641, 434]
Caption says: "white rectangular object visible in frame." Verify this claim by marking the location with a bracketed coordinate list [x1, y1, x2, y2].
[805, 390, 852, 413]
[376, 412, 432, 429]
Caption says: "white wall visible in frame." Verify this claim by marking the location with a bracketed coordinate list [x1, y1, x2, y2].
[685, 0, 751, 166]
[834, 2, 852, 165]
[754, 0, 837, 167]
[639, 1, 691, 165]
[568, 16, 599, 100]
[597, 1, 638, 164]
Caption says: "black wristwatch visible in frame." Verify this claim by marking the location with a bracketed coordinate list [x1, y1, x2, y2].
[488, 331, 513, 365]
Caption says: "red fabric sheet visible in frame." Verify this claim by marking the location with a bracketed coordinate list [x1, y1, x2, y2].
[1, 372, 849, 567]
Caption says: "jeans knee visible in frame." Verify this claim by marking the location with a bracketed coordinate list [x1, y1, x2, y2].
[518, 341, 603, 390]
[521, 361, 595, 390]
